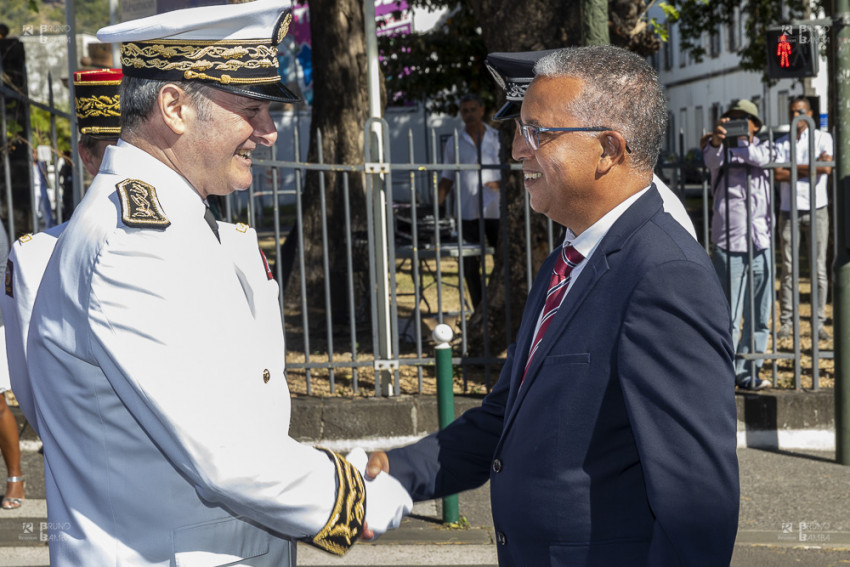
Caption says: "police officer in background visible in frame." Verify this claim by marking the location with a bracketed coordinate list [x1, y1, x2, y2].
[3, 68, 123, 433]
[25, 1, 411, 565]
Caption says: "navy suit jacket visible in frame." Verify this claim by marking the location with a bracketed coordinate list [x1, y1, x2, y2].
[388, 187, 739, 566]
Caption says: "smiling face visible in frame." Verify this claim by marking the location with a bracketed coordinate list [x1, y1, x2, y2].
[178, 88, 278, 198]
[512, 76, 602, 232]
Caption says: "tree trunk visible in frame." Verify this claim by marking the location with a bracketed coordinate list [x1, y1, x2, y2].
[283, 0, 371, 332]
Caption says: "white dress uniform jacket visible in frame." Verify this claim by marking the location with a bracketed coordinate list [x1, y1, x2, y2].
[28, 141, 343, 566]
[2, 224, 65, 434]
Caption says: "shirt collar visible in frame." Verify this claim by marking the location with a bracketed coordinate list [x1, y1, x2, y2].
[562, 185, 651, 260]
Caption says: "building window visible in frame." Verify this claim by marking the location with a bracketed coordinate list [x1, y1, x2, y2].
[666, 111, 676, 158]
[695, 106, 705, 141]
[710, 30, 721, 58]
[710, 103, 722, 128]
[663, 24, 673, 70]
[727, 10, 739, 52]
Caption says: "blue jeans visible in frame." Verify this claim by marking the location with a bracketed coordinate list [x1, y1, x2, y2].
[712, 246, 772, 380]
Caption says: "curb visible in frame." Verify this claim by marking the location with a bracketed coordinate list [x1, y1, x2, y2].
[12, 390, 838, 449]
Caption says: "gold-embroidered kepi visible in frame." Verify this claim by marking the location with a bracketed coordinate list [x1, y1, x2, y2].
[73, 68, 122, 139]
[96, 0, 299, 104]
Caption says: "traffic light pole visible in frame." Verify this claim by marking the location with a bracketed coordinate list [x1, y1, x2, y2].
[833, 1, 850, 464]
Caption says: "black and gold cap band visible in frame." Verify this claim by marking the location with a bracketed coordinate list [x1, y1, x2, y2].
[97, 0, 300, 104]
[73, 68, 122, 138]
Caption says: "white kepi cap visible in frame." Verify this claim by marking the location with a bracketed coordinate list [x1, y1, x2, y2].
[97, 0, 299, 103]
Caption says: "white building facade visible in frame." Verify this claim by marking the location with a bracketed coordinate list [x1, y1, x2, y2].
[649, 6, 830, 160]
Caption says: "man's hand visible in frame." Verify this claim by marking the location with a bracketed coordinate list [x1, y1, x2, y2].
[366, 450, 390, 479]
[710, 117, 730, 148]
[345, 449, 411, 541]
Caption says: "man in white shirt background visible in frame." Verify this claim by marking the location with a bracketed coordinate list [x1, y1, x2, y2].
[438, 93, 501, 307]
[774, 96, 833, 342]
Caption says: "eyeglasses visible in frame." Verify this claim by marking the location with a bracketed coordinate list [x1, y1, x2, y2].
[515, 118, 631, 153]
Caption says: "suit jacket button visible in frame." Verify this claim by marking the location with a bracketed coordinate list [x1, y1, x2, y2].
[496, 531, 507, 546]
[492, 458, 502, 473]
[263, 369, 271, 383]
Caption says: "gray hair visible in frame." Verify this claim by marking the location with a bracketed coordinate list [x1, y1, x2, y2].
[120, 76, 215, 133]
[534, 45, 667, 172]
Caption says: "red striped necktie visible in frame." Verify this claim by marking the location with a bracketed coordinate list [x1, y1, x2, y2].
[522, 244, 584, 384]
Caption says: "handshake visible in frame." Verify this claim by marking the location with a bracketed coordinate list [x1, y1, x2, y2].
[346, 448, 412, 540]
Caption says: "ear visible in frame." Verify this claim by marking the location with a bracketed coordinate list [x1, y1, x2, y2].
[158, 84, 190, 135]
[597, 131, 628, 175]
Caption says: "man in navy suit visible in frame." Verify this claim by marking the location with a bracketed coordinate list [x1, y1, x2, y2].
[369, 45, 739, 566]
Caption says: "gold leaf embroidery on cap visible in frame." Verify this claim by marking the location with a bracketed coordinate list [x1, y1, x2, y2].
[116, 179, 171, 229]
[274, 12, 293, 46]
[122, 42, 279, 85]
[75, 94, 121, 119]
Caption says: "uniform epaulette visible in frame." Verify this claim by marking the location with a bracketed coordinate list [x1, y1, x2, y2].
[116, 179, 171, 229]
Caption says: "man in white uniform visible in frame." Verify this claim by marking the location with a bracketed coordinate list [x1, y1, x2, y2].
[26, 2, 411, 565]
[3, 68, 123, 435]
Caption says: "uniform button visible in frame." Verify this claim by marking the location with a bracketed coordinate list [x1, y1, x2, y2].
[496, 531, 507, 546]
[492, 458, 502, 473]
[263, 369, 271, 383]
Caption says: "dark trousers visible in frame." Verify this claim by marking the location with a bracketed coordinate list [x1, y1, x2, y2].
[461, 218, 499, 307]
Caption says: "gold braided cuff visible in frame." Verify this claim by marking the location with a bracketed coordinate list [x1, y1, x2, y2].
[308, 449, 366, 556]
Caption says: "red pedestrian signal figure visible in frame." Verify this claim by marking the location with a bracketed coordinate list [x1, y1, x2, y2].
[777, 34, 792, 68]
[767, 27, 817, 78]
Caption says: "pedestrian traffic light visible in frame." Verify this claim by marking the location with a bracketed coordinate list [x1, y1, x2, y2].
[766, 26, 819, 79]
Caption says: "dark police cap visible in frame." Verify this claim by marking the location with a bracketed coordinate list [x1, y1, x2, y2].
[485, 49, 559, 120]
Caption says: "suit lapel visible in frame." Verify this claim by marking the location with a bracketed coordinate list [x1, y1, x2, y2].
[500, 186, 665, 438]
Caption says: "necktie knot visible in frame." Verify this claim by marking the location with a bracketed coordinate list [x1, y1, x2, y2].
[554, 244, 584, 277]
[552, 244, 583, 281]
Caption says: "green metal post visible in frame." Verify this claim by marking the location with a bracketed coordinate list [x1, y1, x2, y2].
[433, 324, 459, 524]
[835, 4, 850, 464]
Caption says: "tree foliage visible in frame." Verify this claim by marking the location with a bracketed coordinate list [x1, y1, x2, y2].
[379, 1, 489, 114]
[666, 0, 824, 79]
[380, 0, 662, 114]
[0, 0, 110, 37]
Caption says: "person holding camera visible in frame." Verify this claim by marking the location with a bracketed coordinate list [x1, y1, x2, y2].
[703, 99, 773, 390]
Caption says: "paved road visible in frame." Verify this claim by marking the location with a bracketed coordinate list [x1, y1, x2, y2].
[2, 444, 849, 566]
